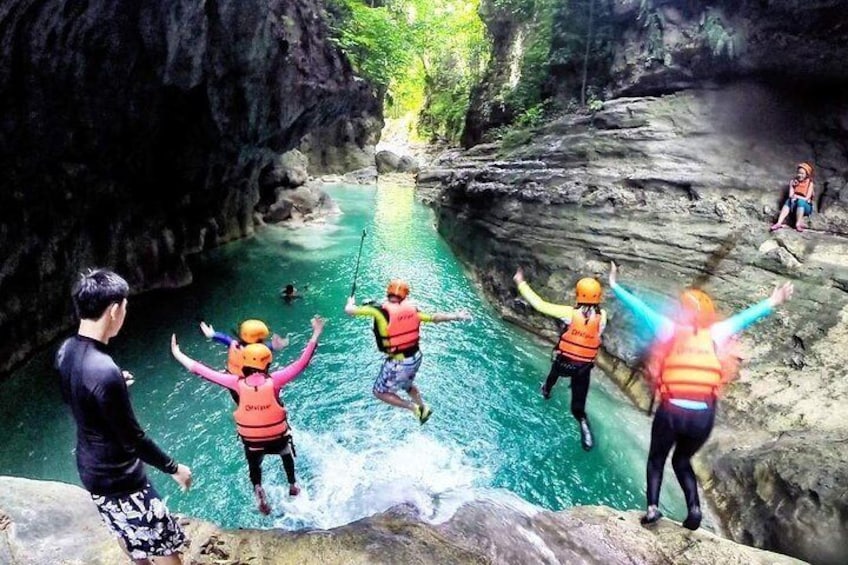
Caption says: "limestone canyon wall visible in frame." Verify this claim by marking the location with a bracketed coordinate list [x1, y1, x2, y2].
[0, 0, 382, 374]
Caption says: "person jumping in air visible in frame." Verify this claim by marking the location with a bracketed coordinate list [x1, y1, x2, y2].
[513, 267, 606, 451]
[608, 261, 794, 530]
[770, 162, 815, 232]
[172, 316, 324, 515]
[345, 279, 471, 424]
[199, 318, 288, 377]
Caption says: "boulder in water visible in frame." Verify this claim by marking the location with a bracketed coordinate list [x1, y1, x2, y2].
[376, 150, 402, 174]
[342, 166, 378, 185]
[376, 150, 419, 174]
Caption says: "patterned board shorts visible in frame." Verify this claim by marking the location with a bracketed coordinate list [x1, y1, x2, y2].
[373, 352, 423, 394]
[92, 484, 187, 560]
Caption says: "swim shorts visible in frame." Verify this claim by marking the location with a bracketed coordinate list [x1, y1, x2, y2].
[373, 352, 423, 394]
[91, 484, 186, 559]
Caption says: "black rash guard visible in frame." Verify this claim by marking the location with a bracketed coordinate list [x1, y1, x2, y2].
[57, 335, 177, 496]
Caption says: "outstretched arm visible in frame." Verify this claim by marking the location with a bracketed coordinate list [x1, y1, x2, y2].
[711, 282, 794, 346]
[608, 262, 674, 341]
[270, 316, 324, 389]
[171, 335, 239, 390]
[344, 296, 361, 316]
[200, 321, 236, 347]
[425, 311, 472, 323]
[513, 267, 574, 319]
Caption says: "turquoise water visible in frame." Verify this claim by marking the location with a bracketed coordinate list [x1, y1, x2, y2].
[0, 184, 684, 529]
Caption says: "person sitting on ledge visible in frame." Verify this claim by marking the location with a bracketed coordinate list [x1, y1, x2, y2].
[770, 162, 815, 233]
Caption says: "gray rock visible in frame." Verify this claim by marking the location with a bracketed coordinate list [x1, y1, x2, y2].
[376, 150, 402, 174]
[0, 476, 805, 565]
[264, 182, 336, 225]
[261, 149, 309, 189]
[265, 199, 293, 223]
[709, 432, 848, 565]
[375, 151, 419, 174]
[342, 166, 378, 185]
[397, 155, 420, 174]
[300, 113, 383, 176]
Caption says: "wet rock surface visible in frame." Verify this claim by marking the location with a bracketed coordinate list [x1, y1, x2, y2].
[708, 432, 848, 565]
[418, 84, 848, 562]
[0, 476, 805, 565]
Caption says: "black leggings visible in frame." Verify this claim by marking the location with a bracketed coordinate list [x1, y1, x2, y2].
[244, 437, 296, 487]
[544, 356, 592, 420]
[646, 402, 715, 508]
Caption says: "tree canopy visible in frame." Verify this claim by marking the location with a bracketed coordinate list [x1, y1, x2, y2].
[328, 0, 488, 143]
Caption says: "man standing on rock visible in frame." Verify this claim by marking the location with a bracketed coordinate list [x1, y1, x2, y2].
[608, 262, 794, 530]
[512, 267, 606, 451]
[57, 269, 192, 564]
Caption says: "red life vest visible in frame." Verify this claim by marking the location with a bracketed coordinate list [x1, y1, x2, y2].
[658, 328, 722, 401]
[233, 376, 288, 442]
[791, 178, 812, 200]
[556, 309, 602, 363]
[374, 301, 421, 355]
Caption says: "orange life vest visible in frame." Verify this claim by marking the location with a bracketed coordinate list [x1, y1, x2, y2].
[791, 178, 812, 200]
[375, 301, 421, 355]
[556, 309, 602, 363]
[233, 377, 288, 442]
[226, 342, 244, 375]
[658, 328, 722, 401]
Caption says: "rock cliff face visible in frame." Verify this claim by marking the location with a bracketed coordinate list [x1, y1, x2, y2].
[610, 0, 848, 97]
[0, 0, 382, 375]
[0, 476, 805, 565]
[418, 83, 848, 563]
[464, 0, 848, 143]
[423, 2, 848, 561]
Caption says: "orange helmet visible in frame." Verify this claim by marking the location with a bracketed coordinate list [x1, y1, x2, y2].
[239, 319, 270, 344]
[242, 343, 272, 371]
[679, 288, 715, 327]
[575, 277, 602, 304]
[386, 279, 410, 300]
[797, 162, 814, 178]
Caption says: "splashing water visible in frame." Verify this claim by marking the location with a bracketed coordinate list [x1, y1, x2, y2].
[0, 183, 685, 530]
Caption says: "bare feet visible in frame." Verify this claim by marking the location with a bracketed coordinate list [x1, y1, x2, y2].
[254, 485, 271, 515]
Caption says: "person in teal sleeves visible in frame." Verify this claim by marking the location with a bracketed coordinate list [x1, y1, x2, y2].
[345, 278, 471, 424]
[608, 261, 794, 530]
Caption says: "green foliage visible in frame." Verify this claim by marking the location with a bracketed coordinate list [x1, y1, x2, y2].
[328, 0, 488, 143]
[489, 0, 536, 21]
[328, 1, 414, 90]
[514, 102, 547, 128]
[499, 127, 533, 151]
[587, 97, 603, 113]
[549, 0, 615, 105]
[637, 1, 664, 62]
[701, 11, 737, 58]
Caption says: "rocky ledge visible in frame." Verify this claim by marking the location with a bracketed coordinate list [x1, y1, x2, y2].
[0, 476, 804, 565]
[417, 83, 848, 564]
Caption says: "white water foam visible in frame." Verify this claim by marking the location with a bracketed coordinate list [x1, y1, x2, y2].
[261, 428, 538, 530]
